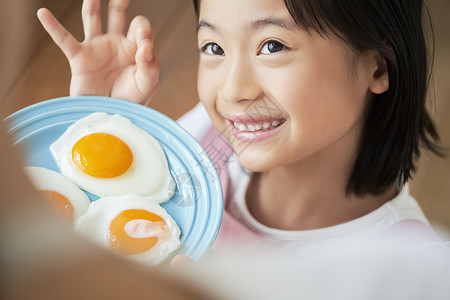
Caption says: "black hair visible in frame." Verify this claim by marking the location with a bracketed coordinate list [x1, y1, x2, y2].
[192, 0, 442, 196]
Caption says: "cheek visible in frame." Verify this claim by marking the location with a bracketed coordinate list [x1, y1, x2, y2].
[197, 64, 229, 126]
[197, 65, 217, 107]
[280, 61, 367, 122]
[197, 65, 208, 102]
[271, 64, 368, 156]
[196, 67, 226, 137]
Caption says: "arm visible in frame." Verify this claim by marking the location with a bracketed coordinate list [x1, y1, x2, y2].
[37, 0, 159, 105]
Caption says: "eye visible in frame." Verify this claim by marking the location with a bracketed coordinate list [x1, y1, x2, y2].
[201, 42, 225, 56]
[260, 40, 288, 55]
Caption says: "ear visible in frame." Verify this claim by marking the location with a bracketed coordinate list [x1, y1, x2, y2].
[369, 52, 389, 94]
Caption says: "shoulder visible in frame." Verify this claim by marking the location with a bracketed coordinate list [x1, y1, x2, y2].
[380, 185, 442, 243]
[385, 184, 429, 224]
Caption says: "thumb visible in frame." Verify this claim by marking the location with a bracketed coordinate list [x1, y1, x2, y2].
[135, 39, 160, 105]
[170, 254, 194, 267]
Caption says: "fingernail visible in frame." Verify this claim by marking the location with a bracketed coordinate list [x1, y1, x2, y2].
[140, 38, 150, 47]
[139, 39, 153, 62]
[145, 52, 153, 63]
[142, 46, 153, 63]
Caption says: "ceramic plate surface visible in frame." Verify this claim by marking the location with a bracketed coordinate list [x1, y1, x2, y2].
[5, 96, 223, 260]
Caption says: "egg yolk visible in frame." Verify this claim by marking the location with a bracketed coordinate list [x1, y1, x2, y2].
[72, 133, 133, 178]
[40, 190, 74, 221]
[109, 209, 168, 255]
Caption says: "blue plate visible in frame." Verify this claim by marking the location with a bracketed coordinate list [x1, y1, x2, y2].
[5, 96, 223, 260]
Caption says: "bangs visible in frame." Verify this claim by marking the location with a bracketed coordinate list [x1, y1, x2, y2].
[282, 0, 378, 52]
[283, 0, 334, 37]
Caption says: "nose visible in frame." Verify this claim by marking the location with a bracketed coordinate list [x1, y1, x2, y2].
[219, 57, 262, 103]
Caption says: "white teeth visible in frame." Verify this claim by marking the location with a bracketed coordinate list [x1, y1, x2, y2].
[238, 124, 247, 131]
[234, 120, 285, 132]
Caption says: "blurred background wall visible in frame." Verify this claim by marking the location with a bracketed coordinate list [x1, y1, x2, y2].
[1, 0, 449, 233]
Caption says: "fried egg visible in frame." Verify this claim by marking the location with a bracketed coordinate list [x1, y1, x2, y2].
[24, 166, 91, 222]
[75, 194, 181, 265]
[50, 112, 175, 203]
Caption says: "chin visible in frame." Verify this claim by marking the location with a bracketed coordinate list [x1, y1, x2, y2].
[235, 149, 275, 173]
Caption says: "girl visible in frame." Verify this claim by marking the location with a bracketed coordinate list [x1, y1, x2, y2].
[37, 0, 442, 255]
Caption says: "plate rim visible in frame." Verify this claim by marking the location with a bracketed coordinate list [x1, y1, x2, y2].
[5, 95, 223, 260]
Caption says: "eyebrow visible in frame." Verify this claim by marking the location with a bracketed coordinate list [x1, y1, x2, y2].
[197, 17, 297, 33]
[197, 20, 217, 32]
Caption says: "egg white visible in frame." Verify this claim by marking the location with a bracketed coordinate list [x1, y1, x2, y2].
[75, 194, 181, 265]
[50, 112, 175, 203]
[24, 166, 91, 220]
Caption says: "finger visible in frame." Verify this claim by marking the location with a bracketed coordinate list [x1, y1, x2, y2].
[135, 40, 160, 104]
[107, 0, 130, 34]
[127, 15, 154, 48]
[37, 8, 80, 59]
[81, 0, 102, 40]
[170, 255, 194, 267]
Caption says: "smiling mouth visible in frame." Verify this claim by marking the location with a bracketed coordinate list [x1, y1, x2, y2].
[226, 117, 287, 143]
[231, 119, 286, 132]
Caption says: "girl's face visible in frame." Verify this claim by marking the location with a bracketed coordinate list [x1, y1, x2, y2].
[197, 0, 386, 172]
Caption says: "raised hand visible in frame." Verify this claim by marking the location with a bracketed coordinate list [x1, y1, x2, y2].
[37, 0, 160, 105]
